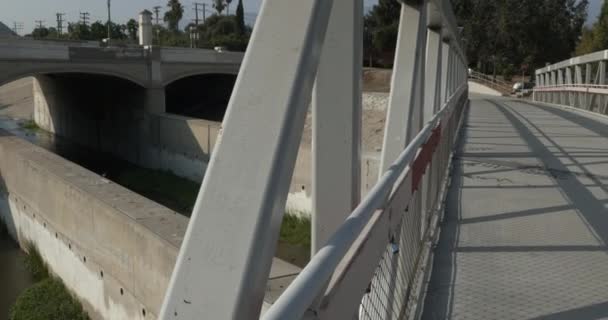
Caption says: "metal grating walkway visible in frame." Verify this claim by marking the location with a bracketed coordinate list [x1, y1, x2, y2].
[421, 96, 608, 319]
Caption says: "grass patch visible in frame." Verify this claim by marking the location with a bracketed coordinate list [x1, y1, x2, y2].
[279, 213, 311, 248]
[9, 278, 89, 320]
[112, 166, 314, 266]
[276, 212, 311, 267]
[112, 168, 199, 215]
[19, 120, 39, 131]
[9, 243, 89, 320]
[23, 242, 49, 282]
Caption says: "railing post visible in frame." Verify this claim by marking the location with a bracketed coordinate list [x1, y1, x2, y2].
[575, 65, 583, 109]
[599, 61, 606, 114]
[423, 30, 442, 128]
[440, 41, 450, 104]
[158, 0, 334, 318]
[585, 63, 592, 109]
[557, 69, 564, 105]
[312, 0, 363, 255]
[421, 7, 443, 237]
[567, 67, 575, 106]
[379, 2, 427, 175]
[549, 71, 555, 103]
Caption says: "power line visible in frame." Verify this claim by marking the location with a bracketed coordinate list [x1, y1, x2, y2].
[12, 22, 23, 35]
[35, 20, 45, 29]
[56, 13, 66, 35]
[80, 12, 90, 26]
[107, 0, 112, 42]
[193, 2, 207, 25]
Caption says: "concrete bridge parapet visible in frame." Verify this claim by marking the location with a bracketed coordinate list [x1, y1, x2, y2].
[0, 40, 243, 92]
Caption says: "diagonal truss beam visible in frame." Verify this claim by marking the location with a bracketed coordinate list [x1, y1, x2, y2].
[159, 0, 334, 318]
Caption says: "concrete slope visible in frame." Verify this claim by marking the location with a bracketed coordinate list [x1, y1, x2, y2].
[0, 77, 33, 119]
[422, 97, 608, 319]
[468, 81, 502, 96]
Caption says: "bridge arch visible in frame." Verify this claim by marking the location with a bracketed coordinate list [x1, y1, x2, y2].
[0, 64, 148, 89]
[160, 65, 240, 87]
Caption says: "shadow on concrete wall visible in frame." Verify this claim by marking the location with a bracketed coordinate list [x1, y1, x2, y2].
[165, 73, 237, 122]
[34, 73, 209, 184]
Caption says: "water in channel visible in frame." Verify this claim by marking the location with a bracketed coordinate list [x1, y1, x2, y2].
[0, 116, 171, 317]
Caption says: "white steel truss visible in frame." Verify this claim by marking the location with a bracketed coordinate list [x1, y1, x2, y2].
[160, 0, 469, 319]
[534, 50, 608, 115]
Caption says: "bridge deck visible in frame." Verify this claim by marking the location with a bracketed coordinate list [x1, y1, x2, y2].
[421, 96, 608, 319]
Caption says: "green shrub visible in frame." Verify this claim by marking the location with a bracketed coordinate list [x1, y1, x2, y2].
[277, 212, 311, 267]
[24, 243, 49, 282]
[20, 120, 39, 131]
[279, 212, 311, 249]
[9, 278, 89, 320]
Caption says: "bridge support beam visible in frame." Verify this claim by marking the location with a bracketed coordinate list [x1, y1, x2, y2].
[312, 0, 363, 255]
[145, 87, 166, 114]
[159, 0, 334, 318]
[379, 2, 426, 176]
[421, 25, 442, 232]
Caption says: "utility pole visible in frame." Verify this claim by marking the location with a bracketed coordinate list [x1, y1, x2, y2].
[56, 13, 65, 35]
[12, 22, 23, 35]
[107, 0, 112, 44]
[153, 6, 162, 25]
[203, 3, 207, 22]
[80, 12, 90, 26]
[35, 20, 45, 29]
[194, 2, 207, 25]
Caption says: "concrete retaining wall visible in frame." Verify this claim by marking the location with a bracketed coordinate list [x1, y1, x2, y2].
[0, 130, 301, 319]
[0, 130, 188, 319]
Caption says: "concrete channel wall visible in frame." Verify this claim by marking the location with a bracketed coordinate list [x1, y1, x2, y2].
[0, 130, 188, 319]
[0, 129, 302, 319]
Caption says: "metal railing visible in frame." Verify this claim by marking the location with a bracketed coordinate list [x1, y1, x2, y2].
[468, 70, 512, 95]
[534, 49, 608, 115]
[159, 0, 469, 319]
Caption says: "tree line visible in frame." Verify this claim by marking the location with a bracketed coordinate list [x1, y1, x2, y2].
[364, 0, 590, 79]
[28, 0, 598, 73]
[28, 0, 249, 51]
[576, 1, 608, 55]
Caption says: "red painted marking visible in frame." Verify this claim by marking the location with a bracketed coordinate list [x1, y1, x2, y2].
[411, 123, 442, 193]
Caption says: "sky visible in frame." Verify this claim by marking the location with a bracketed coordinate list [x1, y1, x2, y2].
[1, 0, 603, 36]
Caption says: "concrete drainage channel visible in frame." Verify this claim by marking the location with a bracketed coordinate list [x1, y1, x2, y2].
[0, 127, 308, 319]
[0, 76, 392, 319]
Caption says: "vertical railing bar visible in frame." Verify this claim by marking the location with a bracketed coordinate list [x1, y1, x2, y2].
[379, 2, 426, 175]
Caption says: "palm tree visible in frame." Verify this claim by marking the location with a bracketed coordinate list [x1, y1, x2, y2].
[226, 0, 233, 15]
[213, 0, 226, 15]
[164, 0, 184, 32]
[126, 19, 138, 40]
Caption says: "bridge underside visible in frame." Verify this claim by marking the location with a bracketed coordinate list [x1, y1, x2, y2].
[31, 73, 229, 182]
[422, 96, 608, 319]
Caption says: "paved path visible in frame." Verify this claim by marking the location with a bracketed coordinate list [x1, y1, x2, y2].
[468, 81, 502, 96]
[421, 96, 608, 319]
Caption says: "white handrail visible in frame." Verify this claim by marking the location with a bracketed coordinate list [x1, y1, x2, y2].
[263, 83, 467, 320]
